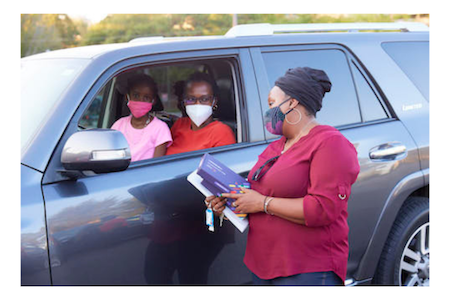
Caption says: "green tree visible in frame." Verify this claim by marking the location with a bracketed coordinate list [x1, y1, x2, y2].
[81, 14, 423, 46]
[81, 14, 232, 45]
[21, 14, 80, 57]
[22, 14, 427, 55]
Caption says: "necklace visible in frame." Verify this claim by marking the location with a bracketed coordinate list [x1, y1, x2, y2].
[145, 113, 152, 126]
[281, 118, 317, 154]
[131, 113, 152, 129]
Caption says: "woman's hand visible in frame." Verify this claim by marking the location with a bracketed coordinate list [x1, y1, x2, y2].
[221, 187, 265, 214]
[204, 195, 227, 217]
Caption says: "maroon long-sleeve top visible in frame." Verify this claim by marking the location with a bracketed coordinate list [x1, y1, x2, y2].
[245, 125, 360, 283]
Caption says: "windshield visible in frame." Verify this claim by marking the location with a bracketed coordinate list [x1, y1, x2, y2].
[21, 58, 89, 152]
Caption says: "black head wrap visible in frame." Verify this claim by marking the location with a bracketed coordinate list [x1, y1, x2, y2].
[274, 67, 332, 115]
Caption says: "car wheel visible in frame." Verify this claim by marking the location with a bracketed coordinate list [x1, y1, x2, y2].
[373, 196, 429, 286]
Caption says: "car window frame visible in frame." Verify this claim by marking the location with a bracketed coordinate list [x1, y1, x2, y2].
[250, 43, 397, 141]
[78, 80, 114, 129]
[89, 59, 242, 134]
[43, 48, 264, 184]
[349, 60, 390, 122]
[345, 45, 398, 121]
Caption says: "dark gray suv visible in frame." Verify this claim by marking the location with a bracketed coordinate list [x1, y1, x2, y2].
[21, 22, 429, 286]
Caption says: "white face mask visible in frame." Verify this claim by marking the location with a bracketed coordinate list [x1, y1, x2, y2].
[186, 104, 213, 127]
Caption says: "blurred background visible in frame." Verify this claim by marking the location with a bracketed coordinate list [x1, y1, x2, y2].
[21, 13, 429, 58]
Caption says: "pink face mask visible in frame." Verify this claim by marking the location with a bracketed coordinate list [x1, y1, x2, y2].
[127, 96, 153, 118]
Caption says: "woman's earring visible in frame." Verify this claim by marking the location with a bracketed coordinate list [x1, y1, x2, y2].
[285, 108, 302, 125]
[212, 99, 218, 111]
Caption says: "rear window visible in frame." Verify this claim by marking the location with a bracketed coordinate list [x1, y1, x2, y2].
[262, 49, 362, 127]
[382, 41, 429, 101]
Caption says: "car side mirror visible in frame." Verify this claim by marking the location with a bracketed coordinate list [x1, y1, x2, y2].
[61, 129, 131, 175]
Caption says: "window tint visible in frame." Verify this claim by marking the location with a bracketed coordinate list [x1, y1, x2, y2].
[262, 49, 361, 127]
[79, 86, 106, 129]
[382, 41, 429, 101]
[351, 63, 388, 122]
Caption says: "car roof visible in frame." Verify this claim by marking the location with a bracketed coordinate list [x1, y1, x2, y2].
[21, 35, 225, 60]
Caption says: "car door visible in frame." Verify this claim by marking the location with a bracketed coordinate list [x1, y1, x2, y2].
[41, 48, 267, 285]
[249, 44, 421, 281]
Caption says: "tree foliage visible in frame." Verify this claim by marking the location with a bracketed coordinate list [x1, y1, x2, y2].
[21, 14, 79, 57]
[21, 14, 425, 57]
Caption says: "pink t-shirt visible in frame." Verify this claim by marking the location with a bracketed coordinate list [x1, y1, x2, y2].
[111, 115, 173, 162]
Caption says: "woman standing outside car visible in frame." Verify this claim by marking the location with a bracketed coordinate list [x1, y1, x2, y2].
[166, 72, 236, 155]
[205, 67, 360, 286]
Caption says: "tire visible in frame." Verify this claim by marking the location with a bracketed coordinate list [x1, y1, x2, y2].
[373, 196, 429, 286]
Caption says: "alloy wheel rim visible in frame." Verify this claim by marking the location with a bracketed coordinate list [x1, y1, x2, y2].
[398, 222, 430, 286]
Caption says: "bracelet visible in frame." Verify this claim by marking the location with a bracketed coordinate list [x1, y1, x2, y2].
[264, 197, 275, 215]
[262, 196, 269, 212]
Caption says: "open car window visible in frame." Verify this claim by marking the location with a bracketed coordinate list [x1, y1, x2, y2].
[79, 59, 241, 163]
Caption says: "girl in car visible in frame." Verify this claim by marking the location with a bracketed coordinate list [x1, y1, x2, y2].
[166, 72, 236, 155]
[111, 74, 172, 162]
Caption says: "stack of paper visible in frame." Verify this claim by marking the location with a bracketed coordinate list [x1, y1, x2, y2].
[187, 153, 249, 233]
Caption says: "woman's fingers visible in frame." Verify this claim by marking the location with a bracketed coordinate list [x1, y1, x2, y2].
[204, 196, 214, 207]
[205, 196, 229, 216]
[211, 197, 227, 216]
[206, 196, 225, 208]
[220, 193, 241, 199]
[233, 200, 242, 211]
[213, 205, 225, 214]
[206, 195, 215, 201]
[213, 197, 227, 209]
